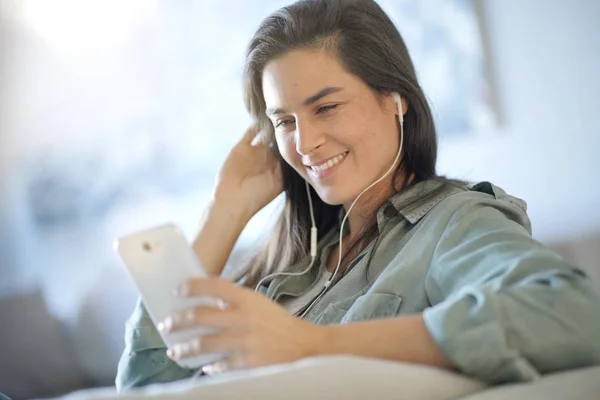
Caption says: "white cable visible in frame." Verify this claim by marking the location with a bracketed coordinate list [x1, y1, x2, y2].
[254, 180, 318, 292]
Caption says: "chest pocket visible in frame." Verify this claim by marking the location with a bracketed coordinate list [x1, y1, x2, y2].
[340, 293, 403, 323]
[315, 293, 403, 325]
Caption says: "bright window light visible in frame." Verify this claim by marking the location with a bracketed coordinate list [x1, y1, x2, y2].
[16, 0, 158, 52]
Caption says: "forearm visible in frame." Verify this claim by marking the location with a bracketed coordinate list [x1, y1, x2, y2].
[316, 314, 453, 369]
[192, 197, 252, 277]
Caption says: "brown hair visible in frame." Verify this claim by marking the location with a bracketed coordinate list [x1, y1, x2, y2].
[240, 0, 438, 288]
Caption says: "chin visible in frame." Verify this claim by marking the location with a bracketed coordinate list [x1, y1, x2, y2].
[314, 186, 350, 207]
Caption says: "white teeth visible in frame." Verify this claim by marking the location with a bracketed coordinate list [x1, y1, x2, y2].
[310, 152, 347, 173]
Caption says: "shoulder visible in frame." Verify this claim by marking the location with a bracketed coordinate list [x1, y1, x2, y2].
[424, 180, 532, 235]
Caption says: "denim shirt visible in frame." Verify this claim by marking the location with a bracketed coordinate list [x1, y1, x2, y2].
[115, 179, 600, 391]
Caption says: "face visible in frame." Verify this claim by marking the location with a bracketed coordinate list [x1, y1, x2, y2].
[262, 48, 402, 207]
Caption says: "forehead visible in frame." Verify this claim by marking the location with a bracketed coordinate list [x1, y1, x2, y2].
[261, 49, 355, 108]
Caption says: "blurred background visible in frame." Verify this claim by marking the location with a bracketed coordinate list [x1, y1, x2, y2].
[0, 0, 598, 398]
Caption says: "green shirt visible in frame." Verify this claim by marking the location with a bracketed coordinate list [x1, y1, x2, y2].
[115, 179, 600, 391]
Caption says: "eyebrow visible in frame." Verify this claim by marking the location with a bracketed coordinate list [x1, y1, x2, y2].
[266, 86, 344, 116]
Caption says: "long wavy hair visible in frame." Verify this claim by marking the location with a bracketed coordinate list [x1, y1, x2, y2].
[239, 0, 439, 288]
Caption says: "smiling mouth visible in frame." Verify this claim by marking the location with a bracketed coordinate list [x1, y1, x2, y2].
[308, 151, 349, 173]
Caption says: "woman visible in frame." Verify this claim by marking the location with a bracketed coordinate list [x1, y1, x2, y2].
[116, 0, 600, 391]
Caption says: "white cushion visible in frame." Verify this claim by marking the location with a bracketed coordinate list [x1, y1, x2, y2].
[457, 365, 600, 400]
[46, 356, 486, 400]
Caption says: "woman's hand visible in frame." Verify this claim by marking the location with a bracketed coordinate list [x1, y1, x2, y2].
[214, 126, 283, 218]
[159, 277, 327, 371]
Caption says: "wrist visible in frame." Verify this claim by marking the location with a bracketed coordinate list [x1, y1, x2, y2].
[207, 193, 254, 226]
[305, 323, 336, 358]
[192, 196, 252, 277]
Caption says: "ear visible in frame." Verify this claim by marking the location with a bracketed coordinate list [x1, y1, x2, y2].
[399, 97, 409, 116]
[390, 92, 409, 117]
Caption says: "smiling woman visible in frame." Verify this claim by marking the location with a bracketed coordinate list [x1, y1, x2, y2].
[243, 3, 439, 286]
[115, 0, 600, 392]
[262, 50, 405, 208]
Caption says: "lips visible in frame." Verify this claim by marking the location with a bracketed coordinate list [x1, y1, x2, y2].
[308, 152, 348, 172]
[305, 151, 349, 180]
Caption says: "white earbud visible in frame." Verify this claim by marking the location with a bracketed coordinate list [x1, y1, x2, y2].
[391, 92, 404, 125]
[256, 92, 405, 318]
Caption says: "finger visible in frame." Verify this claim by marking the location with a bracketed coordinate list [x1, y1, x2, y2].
[212, 350, 266, 371]
[175, 277, 254, 308]
[241, 125, 259, 145]
[246, 126, 273, 148]
[210, 352, 247, 373]
[161, 306, 246, 333]
[168, 332, 248, 360]
[201, 358, 232, 375]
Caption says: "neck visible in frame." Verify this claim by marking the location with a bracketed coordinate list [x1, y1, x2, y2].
[342, 173, 399, 243]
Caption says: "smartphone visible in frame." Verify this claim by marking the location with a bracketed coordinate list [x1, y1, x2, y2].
[114, 223, 224, 369]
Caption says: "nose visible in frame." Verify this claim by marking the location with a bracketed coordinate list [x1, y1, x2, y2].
[295, 119, 325, 156]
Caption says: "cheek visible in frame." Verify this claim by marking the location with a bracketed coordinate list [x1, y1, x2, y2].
[335, 102, 381, 149]
[276, 135, 305, 174]
[275, 135, 292, 161]
[350, 105, 395, 154]
[338, 121, 378, 160]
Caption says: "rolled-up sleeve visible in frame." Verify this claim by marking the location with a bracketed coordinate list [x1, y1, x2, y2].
[115, 298, 195, 392]
[422, 202, 600, 384]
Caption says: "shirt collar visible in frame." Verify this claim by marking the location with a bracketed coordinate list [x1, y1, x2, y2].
[376, 178, 467, 228]
[267, 178, 465, 301]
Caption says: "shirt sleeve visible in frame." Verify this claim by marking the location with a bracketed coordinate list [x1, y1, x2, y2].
[422, 201, 600, 384]
[115, 298, 196, 392]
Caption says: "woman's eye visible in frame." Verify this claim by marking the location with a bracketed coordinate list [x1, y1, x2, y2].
[317, 104, 339, 114]
[275, 119, 294, 128]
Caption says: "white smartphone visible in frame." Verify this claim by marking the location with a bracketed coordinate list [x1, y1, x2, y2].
[114, 223, 224, 369]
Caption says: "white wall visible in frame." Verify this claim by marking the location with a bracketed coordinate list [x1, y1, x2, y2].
[437, 0, 600, 242]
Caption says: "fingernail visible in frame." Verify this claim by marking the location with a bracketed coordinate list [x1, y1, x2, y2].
[180, 343, 189, 354]
[173, 283, 188, 297]
[171, 344, 186, 359]
[160, 317, 173, 332]
[216, 299, 227, 310]
[185, 309, 195, 322]
[190, 338, 201, 352]
[166, 348, 175, 359]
